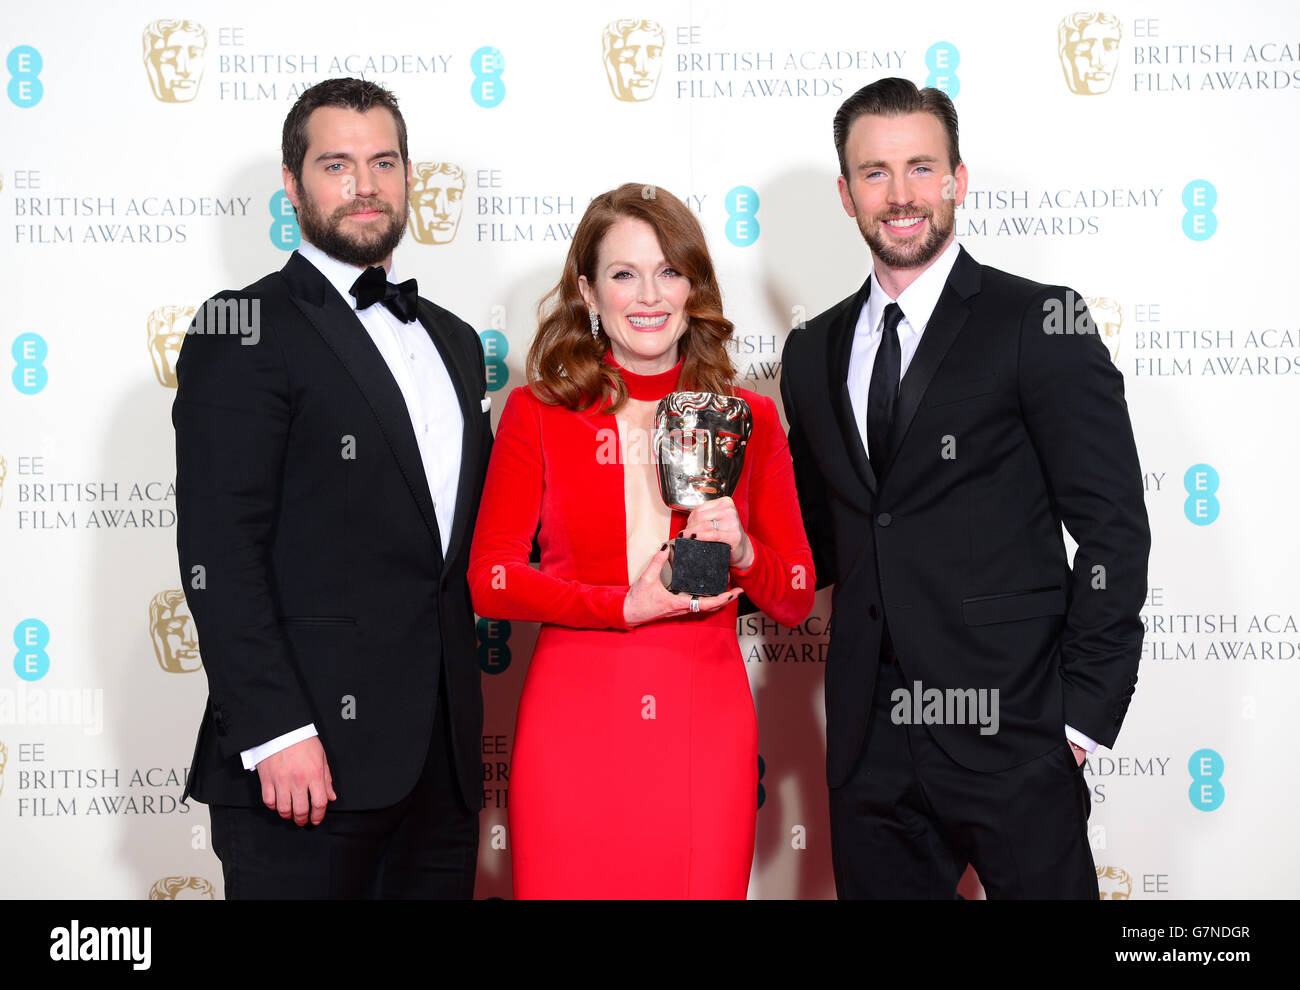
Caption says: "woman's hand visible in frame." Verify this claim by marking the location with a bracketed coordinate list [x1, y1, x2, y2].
[681, 496, 754, 570]
[623, 542, 741, 627]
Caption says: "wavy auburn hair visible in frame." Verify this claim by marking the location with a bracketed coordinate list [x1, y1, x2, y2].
[528, 183, 736, 413]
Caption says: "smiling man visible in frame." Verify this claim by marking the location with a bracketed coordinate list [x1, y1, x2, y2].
[780, 77, 1149, 899]
[173, 78, 492, 899]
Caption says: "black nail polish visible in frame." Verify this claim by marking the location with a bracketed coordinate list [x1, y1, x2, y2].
[660, 543, 667, 550]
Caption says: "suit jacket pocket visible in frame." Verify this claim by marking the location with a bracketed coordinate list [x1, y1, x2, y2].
[962, 586, 1065, 626]
[278, 616, 358, 627]
[925, 373, 998, 408]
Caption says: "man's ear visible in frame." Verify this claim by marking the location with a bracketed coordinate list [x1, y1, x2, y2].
[836, 175, 856, 219]
[282, 164, 300, 211]
[950, 161, 969, 209]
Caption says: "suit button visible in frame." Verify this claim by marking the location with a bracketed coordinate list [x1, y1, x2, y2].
[877, 512, 892, 527]
[868, 605, 879, 620]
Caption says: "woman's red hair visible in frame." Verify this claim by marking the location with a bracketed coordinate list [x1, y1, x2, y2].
[527, 183, 736, 412]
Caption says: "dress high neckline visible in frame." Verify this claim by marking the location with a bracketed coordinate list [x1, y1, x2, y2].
[602, 351, 684, 402]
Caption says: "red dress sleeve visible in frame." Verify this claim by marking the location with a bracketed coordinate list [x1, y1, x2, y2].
[729, 392, 816, 627]
[469, 387, 632, 630]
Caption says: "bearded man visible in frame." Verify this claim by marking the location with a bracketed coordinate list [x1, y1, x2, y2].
[780, 77, 1149, 899]
[174, 77, 492, 899]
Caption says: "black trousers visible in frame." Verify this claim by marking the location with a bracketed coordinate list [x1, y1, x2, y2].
[209, 678, 478, 900]
[829, 630, 1097, 899]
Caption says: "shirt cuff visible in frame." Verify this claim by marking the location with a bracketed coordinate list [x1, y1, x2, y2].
[1065, 725, 1098, 754]
[240, 724, 318, 770]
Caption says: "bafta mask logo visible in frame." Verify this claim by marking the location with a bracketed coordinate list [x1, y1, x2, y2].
[148, 305, 194, 388]
[149, 590, 202, 673]
[1059, 13, 1122, 95]
[602, 19, 665, 101]
[149, 876, 216, 899]
[142, 20, 207, 103]
[408, 163, 466, 245]
[1097, 865, 1133, 899]
[1086, 296, 1122, 363]
[0, 741, 7, 798]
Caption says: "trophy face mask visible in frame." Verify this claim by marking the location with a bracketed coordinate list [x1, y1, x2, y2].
[654, 392, 753, 511]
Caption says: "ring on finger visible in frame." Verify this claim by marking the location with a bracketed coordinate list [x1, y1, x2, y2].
[711, 519, 719, 531]
[690, 595, 700, 613]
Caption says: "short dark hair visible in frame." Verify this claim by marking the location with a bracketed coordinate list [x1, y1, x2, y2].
[832, 77, 961, 179]
[281, 77, 408, 184]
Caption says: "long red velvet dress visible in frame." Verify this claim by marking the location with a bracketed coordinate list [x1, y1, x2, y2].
[468, 355, 814, 898]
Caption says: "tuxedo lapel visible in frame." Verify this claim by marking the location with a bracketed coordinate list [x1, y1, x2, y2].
[827, 276, 878, 495]
[416, 298, 484, 567]
[279, 252, 443, 554]
[886, 247, 982, 461]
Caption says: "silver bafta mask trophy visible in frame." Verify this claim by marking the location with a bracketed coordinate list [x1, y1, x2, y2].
[653, 391, 752, 597]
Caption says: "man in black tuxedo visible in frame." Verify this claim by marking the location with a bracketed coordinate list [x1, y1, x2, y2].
[781, 78, 1149, 899]
[174, 78, 492, 898]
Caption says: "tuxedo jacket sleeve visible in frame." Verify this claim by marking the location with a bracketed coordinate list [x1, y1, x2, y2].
[780, 367, 837, 593]
[173, 281, 314, 756]
[1016, 286, 1149, 745]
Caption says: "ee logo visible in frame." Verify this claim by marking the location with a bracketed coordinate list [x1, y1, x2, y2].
[8, 46, 43, 108]
[725, 186, 760, 247]
[12, 333, 49, 394]
[1183, 463, 1220, 525]
[925, 42, 960, 97]
[477, 617, 511, 675]
[1182, 180, 1217, 241]
[471, 47, 505, 108]
[480, 330, 509, 392]
[14, 618, 50, 681]
[269, 190, 301, 251]
[1188, 748, 1224, 811]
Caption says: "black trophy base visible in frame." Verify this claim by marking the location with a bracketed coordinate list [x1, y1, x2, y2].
[667, 537, 731, 597]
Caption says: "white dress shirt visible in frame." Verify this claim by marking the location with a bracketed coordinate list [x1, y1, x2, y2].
[847, 237, 960, 461]
[846, 238, 1096, 755]
[241, 240, 464, 770]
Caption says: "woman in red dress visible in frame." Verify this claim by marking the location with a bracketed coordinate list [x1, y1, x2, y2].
[468, 184, 814, 898]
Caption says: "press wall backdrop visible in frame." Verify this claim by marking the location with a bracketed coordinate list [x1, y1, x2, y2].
[2, 0, 1298, 900]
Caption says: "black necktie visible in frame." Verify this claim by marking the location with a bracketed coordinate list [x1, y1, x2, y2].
[867, 302, 905, 481]
[350, 266, 419, 323]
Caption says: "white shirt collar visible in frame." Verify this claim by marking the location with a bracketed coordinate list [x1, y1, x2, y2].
[864, 237, 962, 334]
[296, 239, 403, 311]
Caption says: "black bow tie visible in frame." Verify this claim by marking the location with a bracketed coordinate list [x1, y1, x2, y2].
[350, 266, 419, 323]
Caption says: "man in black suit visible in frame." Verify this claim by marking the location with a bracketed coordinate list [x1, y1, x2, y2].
[781, 78, 1149, 899]
[174, 78, 492, 898]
